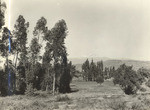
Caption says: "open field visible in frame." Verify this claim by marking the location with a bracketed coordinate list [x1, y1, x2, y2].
[0, 78, 150, 110]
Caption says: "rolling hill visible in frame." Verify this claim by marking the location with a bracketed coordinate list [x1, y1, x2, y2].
[69, 57, 150, 71]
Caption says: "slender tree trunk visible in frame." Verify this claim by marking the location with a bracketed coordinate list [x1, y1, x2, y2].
[6, 52, 9, 95]
[53, 72, 55, 95]
[13, 53, 16, 65]
[46, 67, 50, 92]
[6, 54, 8, 68]
[12, 52, 17, 94]
[14, 52, 18, 93]
[53, 62, 56, 95]
[38, 33, 40, 43]
[15, 52, 18, 68]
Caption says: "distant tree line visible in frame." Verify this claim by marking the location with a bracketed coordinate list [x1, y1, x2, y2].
[82, 59, 150, 95]
[0, 2, 76, 96]
[82, 59, 115, 84]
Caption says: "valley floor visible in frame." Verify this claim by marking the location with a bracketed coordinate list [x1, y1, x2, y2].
[0, 78, 150, 110]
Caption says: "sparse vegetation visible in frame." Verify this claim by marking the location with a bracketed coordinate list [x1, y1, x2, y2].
[108, 99, 127, 110]
[56, 95, 71, 102]
[1, 1, 150, 110]
[0, 80, 150, 110]
[146, 79, 150, 88]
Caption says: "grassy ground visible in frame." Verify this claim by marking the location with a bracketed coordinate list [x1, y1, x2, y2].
[0, 78, 150, 110]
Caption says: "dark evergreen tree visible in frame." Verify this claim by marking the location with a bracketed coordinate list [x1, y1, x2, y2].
[59, 54, 71, 93]
[104, 67, 109, 79]
[90, 60, 97, 81]
[50, 19, 69, 94]
[68, 61, 77, 81]
[96, 61, 104, 84]
[82, 59, 90, 81]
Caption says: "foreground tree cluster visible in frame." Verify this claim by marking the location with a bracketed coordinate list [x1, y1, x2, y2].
[0, 3, 76, 96]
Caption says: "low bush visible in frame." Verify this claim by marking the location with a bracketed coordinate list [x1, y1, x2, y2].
[140, 87, 146, 92]
[56, 95, 71, 102]
[96, 76, 104, 85]
[108, 99, 128, 110]
[131, 102, 145, 110]
[146, 79, 150, 88]
[25, 83, 34, 96]
[113, 64, 140, 95]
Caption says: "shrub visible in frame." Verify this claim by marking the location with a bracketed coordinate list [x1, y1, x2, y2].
[137, 68, 150, 85]
[146, 79, 150, 88]
[131, 102, 145, 110]
[140, 87, 146, 92]
[40, 71, 53, 91]
[16, 63, 26, 94]
[31, 101, 46, 108]
[108, 99, 128, 110]
[143, 97, 150, 107]
[56, 95, 71, 102]
[16, 78, 26, 94]
[25, 83, 34, 96]
[113, 64, 140, 95]
[53, 103, 59, 109]
[96, 76, 104, 84]
[26, 62, 45, 91]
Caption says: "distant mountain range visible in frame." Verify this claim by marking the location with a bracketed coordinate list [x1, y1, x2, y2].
[1, 56, 150, 72]
[68, 57, 150, 71]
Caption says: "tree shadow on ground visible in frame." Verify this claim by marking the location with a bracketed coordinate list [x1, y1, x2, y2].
[70, 88, 79, 93]
[69, 84, 79, 93]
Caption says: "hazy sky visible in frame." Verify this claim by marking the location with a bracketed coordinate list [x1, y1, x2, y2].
[4, 0, 150, 60]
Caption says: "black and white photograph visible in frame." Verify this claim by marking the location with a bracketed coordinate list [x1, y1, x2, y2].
[0, 0, 150, 109]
